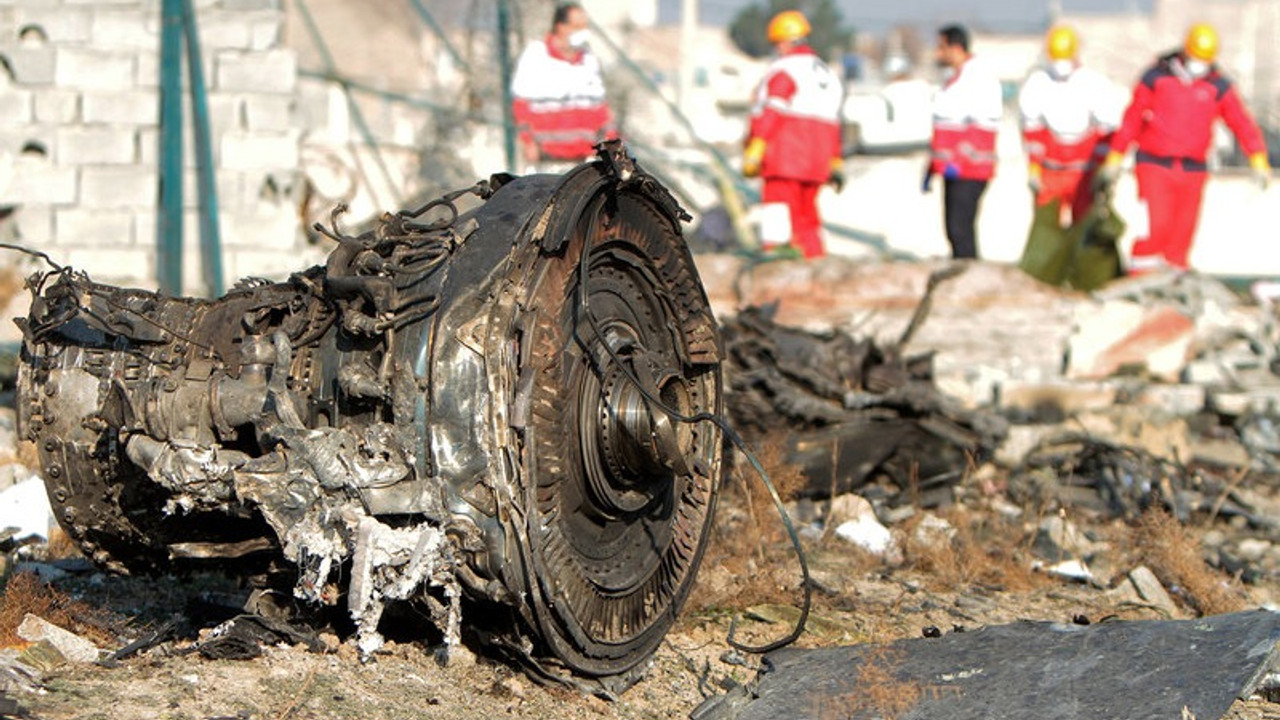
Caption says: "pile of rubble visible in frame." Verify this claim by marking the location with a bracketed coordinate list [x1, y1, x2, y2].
[699, 255, 1280, 595]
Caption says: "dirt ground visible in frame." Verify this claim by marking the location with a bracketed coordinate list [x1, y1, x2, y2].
[6, 460, 1280, 720]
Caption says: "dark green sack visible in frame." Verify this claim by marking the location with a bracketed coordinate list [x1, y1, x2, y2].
[1017, 199, 1072, 285]
[1065, 192, 1126, 292]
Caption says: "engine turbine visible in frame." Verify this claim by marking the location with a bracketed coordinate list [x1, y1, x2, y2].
[15, 143, 724, 693]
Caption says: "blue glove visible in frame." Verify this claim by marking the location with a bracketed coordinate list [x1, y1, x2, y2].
[943, 163, 960, 180]
[921, 166, 935, 193]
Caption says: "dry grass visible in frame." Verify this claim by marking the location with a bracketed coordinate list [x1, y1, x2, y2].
[1131, 508, 1246, 616]
[0, 571, 117, 646]
[688, 434, 814, 612]
[814, 644, 927, 720]
[900, 507, 1044, 593]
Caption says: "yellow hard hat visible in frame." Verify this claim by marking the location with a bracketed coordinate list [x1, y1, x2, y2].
[767, 10, 810, 44]
[1184, 22, 1219, 62]
[1045, 25, 1079, 61]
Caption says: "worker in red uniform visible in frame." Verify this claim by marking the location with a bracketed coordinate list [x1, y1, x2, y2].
[1018, 25, 1124, 230]
[743, 10, 844, 259]
[1099, 23, 1272, 272]
[511, 2, 616, 173]
[925, 24, 1003, 259]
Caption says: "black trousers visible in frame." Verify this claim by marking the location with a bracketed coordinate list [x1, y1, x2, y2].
[943, 178, 988, 259]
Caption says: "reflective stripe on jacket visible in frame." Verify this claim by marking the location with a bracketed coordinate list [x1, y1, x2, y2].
[1019, 65, 1123, 170]
[931, 57, 1002, 180]
[511, 37, 616, 160]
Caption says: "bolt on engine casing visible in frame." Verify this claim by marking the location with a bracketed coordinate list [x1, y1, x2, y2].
[16, 143, 724, 694]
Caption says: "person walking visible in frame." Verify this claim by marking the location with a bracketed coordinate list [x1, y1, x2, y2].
[1019, 24, 1124, 230]
[510, 2, 616, 173]
[742, 9, 844, 259]
[1099, 22, 1271, 272]
[925, 24, 1003, 259]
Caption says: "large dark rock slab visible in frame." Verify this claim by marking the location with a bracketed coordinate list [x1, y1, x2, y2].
[694, 610, 1280, 720]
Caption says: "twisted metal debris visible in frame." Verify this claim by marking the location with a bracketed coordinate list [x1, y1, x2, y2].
[15, 141, 724, 695]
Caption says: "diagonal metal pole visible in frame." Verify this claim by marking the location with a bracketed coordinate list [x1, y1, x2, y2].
[294, 0, 403, 208]
[181, 0, 224, 297]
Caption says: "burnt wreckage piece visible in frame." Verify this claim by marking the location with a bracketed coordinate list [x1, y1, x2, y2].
[15, 142, 724, 693]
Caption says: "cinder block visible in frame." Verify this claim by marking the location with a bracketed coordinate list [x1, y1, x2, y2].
[225, 245, 327, 285]
[134, 48, 157, 89]
[56, 126, 137, 165]
[64, 248, 154, 288]
[204, 92, 243, 138]
[219, 129, 298, 171]
[219, 0, 281, 11]
[55, 48, 135, 91]
[242, 93, 293, 132]
[178, 168, 239, 211]
[14, 5, 92, 43]
[55, 207, 133, 247]
[194, 14, 250, 50]
[6, 159, 76, 204]
[90, 9, 159, 50]
[34, 89, 79, 123]
[214, 49, 295, 94]
[62, 0, 139, 6]
[0, 89, 32, 125]
[79, 166, 157, 209]
[14, 203, 53, 246]
[137, 126, 200, 168]
[6, 46, 56, 85]
[247, 12, 282, 50]
[82, 90, 158, 125]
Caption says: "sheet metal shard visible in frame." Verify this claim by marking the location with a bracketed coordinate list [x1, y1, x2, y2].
[15, 142, 724, 694]
[695, 610, 1280, 720]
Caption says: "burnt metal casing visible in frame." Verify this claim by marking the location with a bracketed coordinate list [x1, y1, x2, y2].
[16, 145, 724, 692]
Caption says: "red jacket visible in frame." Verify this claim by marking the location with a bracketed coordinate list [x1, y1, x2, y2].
[1110, 53, 1265, 164]
[931, 57, 1003, 181]
[747, 46, 843, 183]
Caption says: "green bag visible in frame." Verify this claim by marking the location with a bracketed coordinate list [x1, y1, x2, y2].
[1065, 191, 1126, 292]
[1017, 199, 1072, 285]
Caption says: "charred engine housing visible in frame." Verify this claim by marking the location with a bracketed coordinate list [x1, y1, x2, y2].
[16, 143, 724, 691]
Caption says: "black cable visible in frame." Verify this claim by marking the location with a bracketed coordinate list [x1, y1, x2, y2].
[0, 241, 65, 271]
[573, 194, 811, 655]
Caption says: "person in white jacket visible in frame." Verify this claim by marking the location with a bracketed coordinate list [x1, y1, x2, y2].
[510, 3, 616, 172]
[1018, 25, 1125, 231]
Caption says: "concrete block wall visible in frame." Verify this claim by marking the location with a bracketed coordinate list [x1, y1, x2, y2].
[0, 0, 325, 293]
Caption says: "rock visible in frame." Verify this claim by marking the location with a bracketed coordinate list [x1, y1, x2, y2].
[1127, 566, 1178, 616]
[1067, 301, 1194, 381]
[1190, 437, 1251, 467]
[998, 380, 1119, 420]
[1133, 384, 1206, 417]
[913, 513, 956, 547]
[0, 477, 53, 540]
[1045, 559, 1095, 584]
[1235, 539, 1272, 563]
[16, 614, 100, 663]
[1035, 516, 1106, 561]
[833, 515, 896, 559]
[830, 494, 898, 559]
[995, 424, 1064, 468]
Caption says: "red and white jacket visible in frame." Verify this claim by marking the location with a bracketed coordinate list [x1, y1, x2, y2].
[1110, 52, 1265, 166]
[511, 37, 617, 161]
[931, 57, 1002, 180]
[747, 46, 843, 183]
[1019, 65, 1124, 171]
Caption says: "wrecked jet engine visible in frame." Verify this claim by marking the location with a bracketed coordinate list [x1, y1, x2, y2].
[15, 143, 724, 692]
